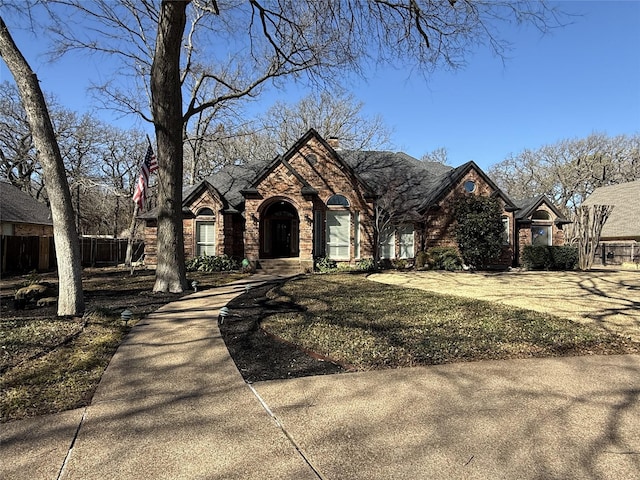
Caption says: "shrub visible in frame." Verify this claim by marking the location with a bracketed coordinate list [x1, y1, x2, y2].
[356, 258, 376, 271]
[521, 245, 578, 270]
[426, 247, 462, 271]
[315, 256, 337, 272]
[391, 258, 408, 270]
[415, 250, 429, 269]
[186, 254, 240, 272]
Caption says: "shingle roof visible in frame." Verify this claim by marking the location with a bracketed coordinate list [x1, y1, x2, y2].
[144, 130, 527, 221]
[582, 180, 640, 239]
[513, 195, 570, 224]
[0, 181, 53, 225]
[338, 149, 453, 212]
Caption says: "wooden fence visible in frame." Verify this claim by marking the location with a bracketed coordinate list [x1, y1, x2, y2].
[1, 236, 144, 274]
[594, 241, 639, 266]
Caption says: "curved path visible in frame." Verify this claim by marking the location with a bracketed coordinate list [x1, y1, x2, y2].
[2, 274, 640, 479]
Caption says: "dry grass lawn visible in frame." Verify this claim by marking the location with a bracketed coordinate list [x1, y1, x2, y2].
[369, 268, 640, 341]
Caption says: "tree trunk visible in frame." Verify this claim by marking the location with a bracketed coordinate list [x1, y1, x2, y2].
[573, 204, 613, 271]
[150, 1, 189, 293]
[0, 16, 85, 316]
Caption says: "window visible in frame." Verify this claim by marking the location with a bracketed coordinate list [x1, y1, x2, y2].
[313, 210, 323, 257]
[327, 194, 350, 207]
[354, 212, 361, 259]
[198, 207, 215, 216]
[326, 211, 350, 259]
[501, 216, 510, 244]
[398, 225, 414, 258]
[532, 210, 550, 220]
[531, 226, 551, 246]
[196, 221, 216, 256]
[379, 226, 395, 259]
[464, 180, 476, 193]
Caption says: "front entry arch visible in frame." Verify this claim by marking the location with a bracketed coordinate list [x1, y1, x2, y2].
[260, 200, 300, 258]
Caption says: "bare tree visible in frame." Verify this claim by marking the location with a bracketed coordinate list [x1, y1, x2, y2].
[489, 133, 640, 216]
[421, 147, 449, 165]
[261, 91, 394, 153]
[39, 0, 564, 292]
[0, 81, 47, 198]
[0, 16, 84, 316]
[570, 204, 613, 271]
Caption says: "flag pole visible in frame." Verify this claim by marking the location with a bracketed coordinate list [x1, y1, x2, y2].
[125, 136, 154, 271]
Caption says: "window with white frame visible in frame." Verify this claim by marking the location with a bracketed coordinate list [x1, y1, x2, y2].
[196, 221, 216, 256]
[398, 225, 415, 258]
[326, 211, 350, 260]
[379, 226, 395, 259]
[531, 225, 551, 246]
[501, 216, 510, 244]
[354, 212, 361, 259]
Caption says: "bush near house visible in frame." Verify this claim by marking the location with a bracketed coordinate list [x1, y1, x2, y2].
[522, 245, 578, 270]
[186, 254, 241, 272]
[454, 196, 505, 269]
[428, 247, 463, 271]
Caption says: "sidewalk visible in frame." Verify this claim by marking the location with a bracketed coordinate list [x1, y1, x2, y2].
[2, 275, 640, 479]
[2, 275, 317, 480]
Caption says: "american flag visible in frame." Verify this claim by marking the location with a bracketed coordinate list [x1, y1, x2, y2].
[132, 144, 158, 211]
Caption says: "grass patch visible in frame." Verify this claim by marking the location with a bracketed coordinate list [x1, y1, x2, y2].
[1, 268, 245, 422]
[261, 274, 640, 370]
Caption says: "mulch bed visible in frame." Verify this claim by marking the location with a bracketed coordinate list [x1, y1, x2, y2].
[221, 279, 345, 383]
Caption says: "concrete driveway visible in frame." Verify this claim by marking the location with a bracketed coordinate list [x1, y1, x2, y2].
[253, 354, 640, 480]
[369, 269, 640, 341]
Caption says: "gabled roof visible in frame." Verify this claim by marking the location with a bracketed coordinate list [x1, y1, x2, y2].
[513, 195, 571, 224]
[415, 161, 516, 213]
[244, 128, 371, 199]
[182, 179, 237, 213]
[154, 131, 561, 223]
[581, 180, 640, 239]
[0, 181, 53, 226]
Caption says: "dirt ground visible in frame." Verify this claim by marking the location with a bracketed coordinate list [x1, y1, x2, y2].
[369, 268, 640, 341]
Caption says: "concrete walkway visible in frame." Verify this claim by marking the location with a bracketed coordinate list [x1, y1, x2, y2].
[2, 275, 640, 479]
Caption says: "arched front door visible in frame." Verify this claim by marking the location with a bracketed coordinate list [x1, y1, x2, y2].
[260, 200, 300, 258]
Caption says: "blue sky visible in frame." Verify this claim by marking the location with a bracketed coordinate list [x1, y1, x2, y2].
[1, 1, 639, 171]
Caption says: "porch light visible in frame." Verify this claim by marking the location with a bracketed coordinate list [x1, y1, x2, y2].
[245, 284, 252, 294]
[251, 213, 259, 225]
[121, 309, 133, 325]
[304, 214, 313, 225]
[191, 280, 199, 292]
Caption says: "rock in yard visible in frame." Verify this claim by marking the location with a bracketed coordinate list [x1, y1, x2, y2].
[36, 296, 58, 307]
[15, 283, 50, 301]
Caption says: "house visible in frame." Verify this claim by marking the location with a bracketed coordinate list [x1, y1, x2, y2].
[140, 129, 568, 271]
[0, 181, 54, 273]
[581, 180, 640, 265]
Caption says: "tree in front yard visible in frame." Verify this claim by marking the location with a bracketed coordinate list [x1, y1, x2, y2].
[569, 204, 613, 271]
[454, 196, 505, 270]
[0, 16, 84, 316]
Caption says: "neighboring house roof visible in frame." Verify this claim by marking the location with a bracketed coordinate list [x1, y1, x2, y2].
[513, 195, 571, 225]
[0, 181, 53, 226]
[581, 180, 640, 239]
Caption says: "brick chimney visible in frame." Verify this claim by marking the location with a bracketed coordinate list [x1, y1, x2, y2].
[328, 136, 341, 150]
